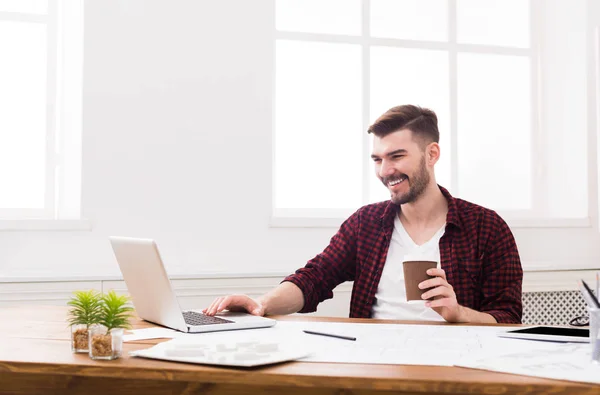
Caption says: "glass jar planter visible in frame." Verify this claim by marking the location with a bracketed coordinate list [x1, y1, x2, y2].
[70, 324, 90, 353]
[88, 325, 124, 360]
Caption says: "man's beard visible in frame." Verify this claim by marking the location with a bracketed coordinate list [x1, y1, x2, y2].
[385, 156, 430, 205]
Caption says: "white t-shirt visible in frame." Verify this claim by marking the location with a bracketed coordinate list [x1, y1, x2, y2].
[371, 215, 446, 321]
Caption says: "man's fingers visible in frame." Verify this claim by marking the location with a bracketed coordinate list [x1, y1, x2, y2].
[205, 297, 217, 315]
[221, 295, 254, 313]
[251, 305, 264, 316]
[239, 296, 265, 316]
[205, 295, 261, 316]
[421, 286, 451, 300]
[217, 295, 233, 312]
[426, 268, 446, 279]
[425, 298, 453, 308]
[206, 297, 224, 316]
[418, 276, 448, 290]
[211, 297, 226, 315]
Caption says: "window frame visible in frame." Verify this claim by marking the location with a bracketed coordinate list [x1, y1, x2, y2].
[0, 4, 55, 219]
[272, 0, 594, 229]
[0, 0, 88, 230]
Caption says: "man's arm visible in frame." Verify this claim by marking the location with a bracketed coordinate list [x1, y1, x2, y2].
[258, 281, 304, 315]
[204, 208, 361, 317]
[419, 212, 522, 324]
[276, 212, 359, 314]
[203, 282, 304, 316]
[477, 213, 523, 324]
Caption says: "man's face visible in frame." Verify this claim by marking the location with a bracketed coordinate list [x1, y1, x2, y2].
[371, 129, 431, 205]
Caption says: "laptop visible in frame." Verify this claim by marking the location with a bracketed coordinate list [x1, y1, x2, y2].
[109, 236, 276, 333]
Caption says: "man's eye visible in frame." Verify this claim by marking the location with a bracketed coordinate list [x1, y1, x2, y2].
[372, 158, 381, 163]
[392, 155, 404, 159]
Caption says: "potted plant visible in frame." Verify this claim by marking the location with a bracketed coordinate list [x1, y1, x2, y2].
[67, 290, 102, 353]
[89, 290, 134, 360]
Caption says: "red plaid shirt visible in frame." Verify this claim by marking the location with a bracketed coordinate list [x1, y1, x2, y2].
[284, 186, 523, 324]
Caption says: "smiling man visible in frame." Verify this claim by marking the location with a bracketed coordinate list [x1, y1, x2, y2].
[204, 105, 523, 324]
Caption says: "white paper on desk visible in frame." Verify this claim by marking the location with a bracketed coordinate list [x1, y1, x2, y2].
[457, 343, 600, 385]
[123, 327, 180, 341]
[274, 321, 560, 366]
[130, 327, 311, 367]
[125, 321, 565, 368]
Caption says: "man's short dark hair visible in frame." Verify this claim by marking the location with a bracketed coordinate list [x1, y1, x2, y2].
[367, 105, 439, 148]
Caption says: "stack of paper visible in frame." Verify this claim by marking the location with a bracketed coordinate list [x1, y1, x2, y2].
[130, 329, 310, 367]
[127, 321, 600, 384]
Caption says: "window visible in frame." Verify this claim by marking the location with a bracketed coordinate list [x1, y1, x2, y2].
[0, 0, 84, 226]
[273, 0, 590, 226]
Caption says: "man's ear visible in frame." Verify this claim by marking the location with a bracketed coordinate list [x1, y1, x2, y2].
[427, 143, 441, 165]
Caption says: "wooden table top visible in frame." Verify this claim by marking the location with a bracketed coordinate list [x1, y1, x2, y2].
[0, 305, 598, 395]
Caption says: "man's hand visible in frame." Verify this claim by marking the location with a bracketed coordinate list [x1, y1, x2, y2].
[418, 268, 497, 324]
[202, 294, 265, 317]
[203, 282, 304, 318]
[418, 268, 464, 322]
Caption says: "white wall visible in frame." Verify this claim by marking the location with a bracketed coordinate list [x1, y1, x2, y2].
[0, 0, 599, 283]
[1, 0, 338, 279]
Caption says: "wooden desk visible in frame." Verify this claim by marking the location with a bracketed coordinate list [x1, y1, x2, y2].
[0, 305, 598, 395]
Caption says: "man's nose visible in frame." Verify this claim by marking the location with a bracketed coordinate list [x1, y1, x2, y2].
[379, 160, 395, 178]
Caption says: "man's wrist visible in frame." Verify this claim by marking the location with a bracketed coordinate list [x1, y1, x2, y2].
[256, 296, 268, 315]
[453, 305, 497, 324]
[445, 304, 471, 323]
[449, 304, 467, 323]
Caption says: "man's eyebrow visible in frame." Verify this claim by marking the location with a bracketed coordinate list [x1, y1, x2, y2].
[371, 149, 408, 159]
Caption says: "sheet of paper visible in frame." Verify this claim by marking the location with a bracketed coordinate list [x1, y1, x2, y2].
[123, 327, 180, 341]
[457, 343, 600, 385]
[274, 321, 559, 366]
[126, 319, 590, 385]
[132, 321, 557, 367]
[129, 329, 310, 367]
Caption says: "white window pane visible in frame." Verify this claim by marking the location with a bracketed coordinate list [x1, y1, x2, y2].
[0, 21, 47, 209]
[457, 53, 530, 210]
[457, 0, 529, 48]
[276, 0, 361, 35]
[369, 47, 451, 203]
[275, 41, 362, 209]
[371, 0, 447, 42]
[0, 0, 47, 14]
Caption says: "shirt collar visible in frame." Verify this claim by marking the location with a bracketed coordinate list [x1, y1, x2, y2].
[379, 185, 463, 231]
[439, 185, 463, 230]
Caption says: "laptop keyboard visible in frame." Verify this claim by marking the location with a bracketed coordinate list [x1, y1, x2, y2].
[182, 311, 234, 326]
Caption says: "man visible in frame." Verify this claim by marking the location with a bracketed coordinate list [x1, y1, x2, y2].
[204, 105, 523, 324]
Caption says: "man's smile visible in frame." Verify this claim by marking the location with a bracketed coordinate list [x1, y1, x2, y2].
[385, 176, 407, 191]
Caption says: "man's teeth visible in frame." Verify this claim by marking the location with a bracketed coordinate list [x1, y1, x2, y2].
[388, 177, 406, 186]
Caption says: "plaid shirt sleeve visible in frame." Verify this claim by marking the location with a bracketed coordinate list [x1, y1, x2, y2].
[283, 211, 359, 313]
[478, 212, 523, 324]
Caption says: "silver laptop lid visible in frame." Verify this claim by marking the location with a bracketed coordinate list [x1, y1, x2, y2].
[109, 236, 188, 332]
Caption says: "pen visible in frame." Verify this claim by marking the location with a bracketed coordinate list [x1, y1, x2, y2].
[303, 330, 356, 341]
[581, 279, 600, 309]
[579, 281, 595, 309]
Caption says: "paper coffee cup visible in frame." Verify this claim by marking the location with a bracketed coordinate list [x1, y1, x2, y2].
[402, 259, 438, 301]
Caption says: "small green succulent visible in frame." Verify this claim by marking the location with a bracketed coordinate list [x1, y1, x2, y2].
[98, 290, 135, 331]
[67, 290, 103, 328]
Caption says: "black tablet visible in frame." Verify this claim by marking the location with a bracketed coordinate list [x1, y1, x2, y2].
[498, 326, 589, 343]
